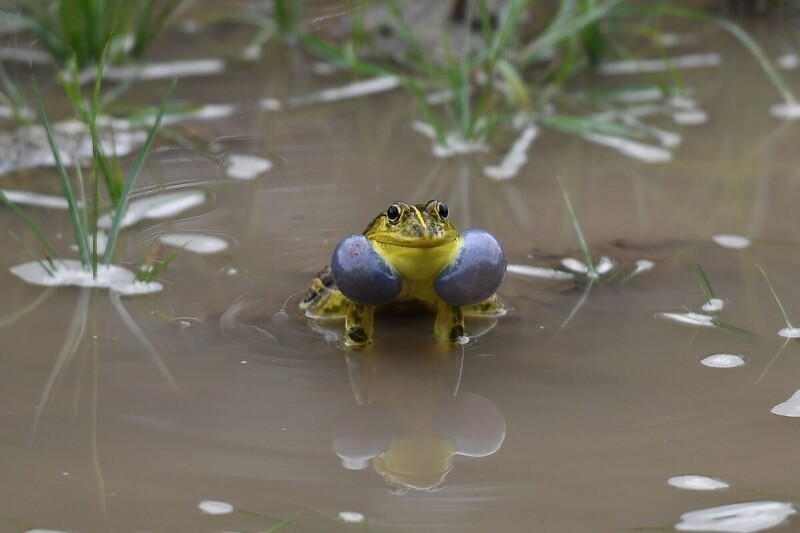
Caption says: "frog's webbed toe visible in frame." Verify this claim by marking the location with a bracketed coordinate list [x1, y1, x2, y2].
[434, 229, 507, 306]
[331, 235, 402, 306]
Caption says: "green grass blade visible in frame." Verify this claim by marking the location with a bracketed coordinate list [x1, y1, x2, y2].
[0, 191, 60, 262]
[757, 265, 794, 329]
[36, 87, 91, 268]
[102, 79, 176, 265]
[558, 177, 598, 278]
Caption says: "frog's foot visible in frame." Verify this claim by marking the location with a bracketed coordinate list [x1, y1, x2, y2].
[345, 302, 375, 346]
[435, 229, 507, 306]
[331, 235, 403, 306]
[462, 294, 507, 317]
[300, 265, 352, 318]
[434, 300, 465, 342]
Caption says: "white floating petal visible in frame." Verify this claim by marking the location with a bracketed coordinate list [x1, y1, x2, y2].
[702, 298, 725, 312]
[158, 233, 229, 254]
[338, 511, 365, 523]
[778, 327, 800, 339]
[0, 190, 69, 209]
[712, 234, 751, 250]
[771, 389, 800, 417]
[583, 133, 672, 163]
[668, 475, 730, 491]
[675, 501, 796, 532]
[198, 500, 234, 515]
[658, 312, 715, 327]
[99, 190, 206, 229]
[561, 258, 589, 274]
[507, 264, 574, 280]
[600, 53, 722, 75]
[10, 259, 135, 289]
[701, 354, 744, 368]
[225, 154, 273, 180]
[770, 102, 800, 121]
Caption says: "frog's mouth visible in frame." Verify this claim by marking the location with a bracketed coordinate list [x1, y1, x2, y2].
[370, 234, 458, 248]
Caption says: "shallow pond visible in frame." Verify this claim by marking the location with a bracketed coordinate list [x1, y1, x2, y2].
[2, 5, 800, 533]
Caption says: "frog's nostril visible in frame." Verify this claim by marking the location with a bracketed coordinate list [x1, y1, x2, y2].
[331, 235, 402, 305]
[434, 229, 507, 306]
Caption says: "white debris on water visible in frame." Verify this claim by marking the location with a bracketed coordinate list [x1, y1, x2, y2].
[595, 256, 615, 275]
[582, 133, 672, 163]
[483, 126, 539, 180]
[675, 501, 796, 532]
[771, 389, 800, 417]
[102, 59, 225, 81]
[600, 53, 722, 75]
[632, 259, 654, 276]
[158, 233, 229, 254]
[338, 511, 365, 523]
[702, 298, 725, 312]
[113, 280, 164, 296]
[225, 154, 273, 180]
[197, 500, 235, 515]
[10, 259, 134, 289]
[673, 109, 709, 125]
[712, 234, 751, 250]
[770, 102, 800, 121]
[561, 258, 589, 274]
[411, 121, 489, 158]
[657, 312, 715, 327]
[290, 75, 401, 107]
[98, 190, 206, 229]
[71, 232, 108, 255]
[259, 98, 284, 111]
[777, 53, 799, 70]
[668, 475, 730, 491]
[701, 354, 745, 368]
[0, 190, 69, 209]
[778, 327, 800, 339]
[506, 264, 574, 280]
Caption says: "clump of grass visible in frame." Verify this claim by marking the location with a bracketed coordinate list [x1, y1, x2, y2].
[9, 0, 194, 68]
[3, 48, 176, 278]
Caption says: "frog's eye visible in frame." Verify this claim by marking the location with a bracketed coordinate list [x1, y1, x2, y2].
[437, 202, 449, 219]
[386, 204, 402, 223]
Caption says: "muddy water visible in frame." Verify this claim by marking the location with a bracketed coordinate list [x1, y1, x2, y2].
[2, 12, 800, 533]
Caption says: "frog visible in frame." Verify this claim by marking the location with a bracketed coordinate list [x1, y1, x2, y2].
[300, 200, 507, 346]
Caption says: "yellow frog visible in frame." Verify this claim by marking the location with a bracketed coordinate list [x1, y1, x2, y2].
[301, 200, 507, 346]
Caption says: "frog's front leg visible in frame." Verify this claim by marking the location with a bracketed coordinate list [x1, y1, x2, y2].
[345, 302, 375, 346]
[331, 234, 402, 346]
[434, 300, 464, 342]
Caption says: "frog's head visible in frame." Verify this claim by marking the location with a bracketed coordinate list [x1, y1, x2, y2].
[363, 200, 458, 248]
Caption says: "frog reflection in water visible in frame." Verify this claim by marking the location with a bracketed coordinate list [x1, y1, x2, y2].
[332, 344, 507, 493]
[301, 200, 507, 345]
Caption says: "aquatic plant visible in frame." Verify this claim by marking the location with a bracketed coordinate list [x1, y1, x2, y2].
[290, 0, 795, 159]
[2, 49, 175, 279]
[7, 0, 194, 68]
